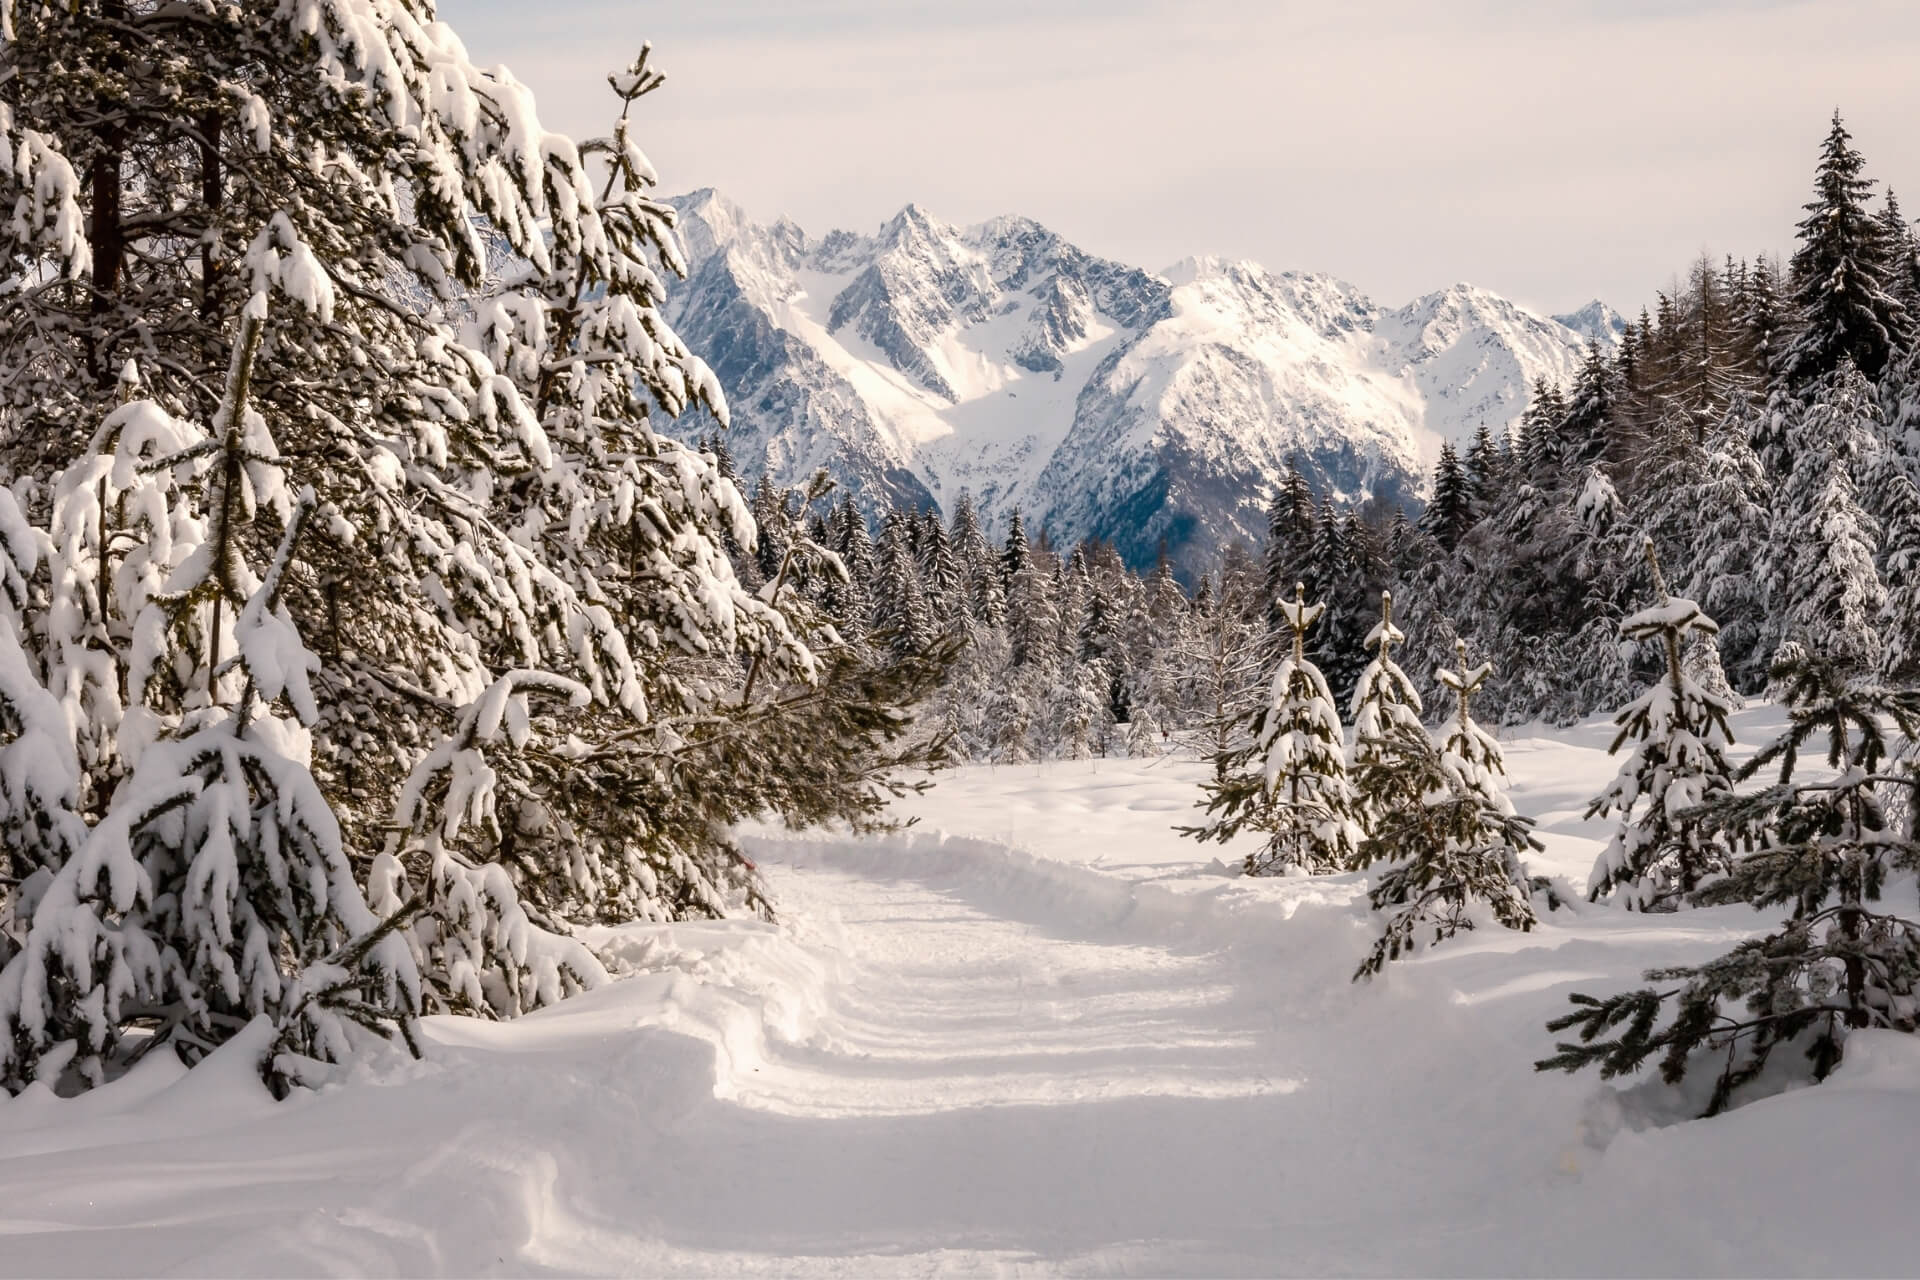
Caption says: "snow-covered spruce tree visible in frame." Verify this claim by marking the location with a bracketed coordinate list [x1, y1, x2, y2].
[1586, 540, 1737, 910]
[1778, 112, 1910, 388]
[1262, 461, 1317, 632]
[1540, 650, 1920, 1116]
[1883, 189, 1920, 315]
[1348, 590, 1424, 829]
[0, 13, 939, 1044]
[1421, 442, 1475, 552]
[948, 492, 1005, 630]
[872, 508, 934, 660]
[918, 513, 963, 626]
[1464, 422, 1510, 516]
[0, 304, 422, 1094]
[0, 489, 89, 976]
[1634, 392, 1774, 692]
[1757, 366, 1883, 678]
[1435, 640, 1523, 817]
[1000, 508, 1032, 591]
[1688, 400, 1775, 689]
[747, 476, 791, 586]
[1184, 583, 1360, 876]
[1348, 722, 1541, 981]
[1878, 471, 1920, 682]
[825, 498, 876, 640]
[1310, 506, 1376, 698]
[1348, 638, 1540, 979]
[1788, 432, 1886, 676]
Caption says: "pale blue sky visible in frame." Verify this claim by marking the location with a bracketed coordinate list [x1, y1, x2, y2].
[444, 0, 1920, 316]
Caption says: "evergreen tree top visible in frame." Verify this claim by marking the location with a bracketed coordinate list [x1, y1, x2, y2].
[1363, 589, 1406, 655]
[1783, 110, 1910, 384]
[1275, 582, 1326, 659]
[1437, 639, 1493, 697]
[1621, 537, 1719, 640]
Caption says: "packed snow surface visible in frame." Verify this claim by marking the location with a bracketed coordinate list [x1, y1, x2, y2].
[5, 703, 1920, 1276]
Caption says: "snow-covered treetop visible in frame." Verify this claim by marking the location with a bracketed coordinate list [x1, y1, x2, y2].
[1362, 589, 1406, 655]
[1621, 597, 1718, 641]
[1275, 582, 1326, 661]
[1437, 640, 1493, 697]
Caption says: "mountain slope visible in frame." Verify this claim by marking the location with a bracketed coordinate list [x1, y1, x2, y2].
[663, 190, 1600, 575]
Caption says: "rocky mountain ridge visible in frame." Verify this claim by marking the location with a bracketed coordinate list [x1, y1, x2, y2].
[662, 189, 1607, 575]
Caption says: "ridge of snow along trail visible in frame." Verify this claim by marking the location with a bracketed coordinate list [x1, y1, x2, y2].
[4, 705, 1920, 1275]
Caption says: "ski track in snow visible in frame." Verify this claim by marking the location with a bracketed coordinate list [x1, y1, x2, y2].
[4, 705, 1920, 1276]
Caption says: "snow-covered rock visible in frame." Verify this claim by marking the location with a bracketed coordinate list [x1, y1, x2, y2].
[664, 189, 1604, 578]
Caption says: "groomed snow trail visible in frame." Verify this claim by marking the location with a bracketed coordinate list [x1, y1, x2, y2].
[697, 836, 1526, 1275]
[732, 857, 1294, 1118]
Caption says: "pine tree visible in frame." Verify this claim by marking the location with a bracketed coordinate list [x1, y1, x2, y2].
[1006, 551, 1059, 672]
[1587, 540, 1738, 910]
[1421, 442, 1474, 552]
[1560, 344, 1618, 466]
[1878, 472, 1920, 682]
[1350, 637, 1540, 980]
[919, 513, 964, 624]
[1328, 512, 1383, 693]
[1263, 461, 1318, 623]
[1122, 560, 1186, 753]
[1877, 189, 1920, 315]
[1000, 508, 1032, 591]
[947, 493, 1005, 632]
[1057, 548, 1091, 670]
[1540, 651, 1920, 1116]
[1783, 384, 1885, 673]
[872, 509, 934, 658]
[1185, 584, 1361, 876]
[1779, 113, 1910, 387]
[1349, 593, 1424, 759]
[1435, 640, 1518, 806]
[1347, 591, 1425, 828]
[1050, 656, 1113, 761]
[828, 498, 877, 638]
[0, 308, 425, 1094]
[1520, 381, 1570, 485]
[1464, 423, 1508, 516]
[1686, 399, 1775, 688]
[750, 474, 792, 585]
[1741, 256, 1787, 382]
[1078, 566, 1127, 719]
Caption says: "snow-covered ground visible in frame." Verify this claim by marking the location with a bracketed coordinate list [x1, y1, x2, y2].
[5, 703, 1920, 1276]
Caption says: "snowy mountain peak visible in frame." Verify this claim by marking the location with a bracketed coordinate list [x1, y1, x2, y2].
[1553, 299, 1628, 351]
[662, 191, 1595, 577]
[672, 187, 750, 269]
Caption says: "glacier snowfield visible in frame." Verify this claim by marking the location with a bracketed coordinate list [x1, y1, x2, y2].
[3, 702, 1918, 1277]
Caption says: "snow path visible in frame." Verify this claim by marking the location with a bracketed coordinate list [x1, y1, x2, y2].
[6, 721, 1920, 1275]
[705, 839, 1555, 1274]
[729, 859, 1295, 1118]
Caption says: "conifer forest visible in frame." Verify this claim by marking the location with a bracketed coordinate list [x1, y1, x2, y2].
[1, 3, 1918, 1275]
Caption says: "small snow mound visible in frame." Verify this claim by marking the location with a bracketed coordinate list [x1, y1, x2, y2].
[1831, 1030, 1920, 1091]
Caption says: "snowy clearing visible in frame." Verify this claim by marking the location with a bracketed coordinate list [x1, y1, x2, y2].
[4, 702, 1919, 1277]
